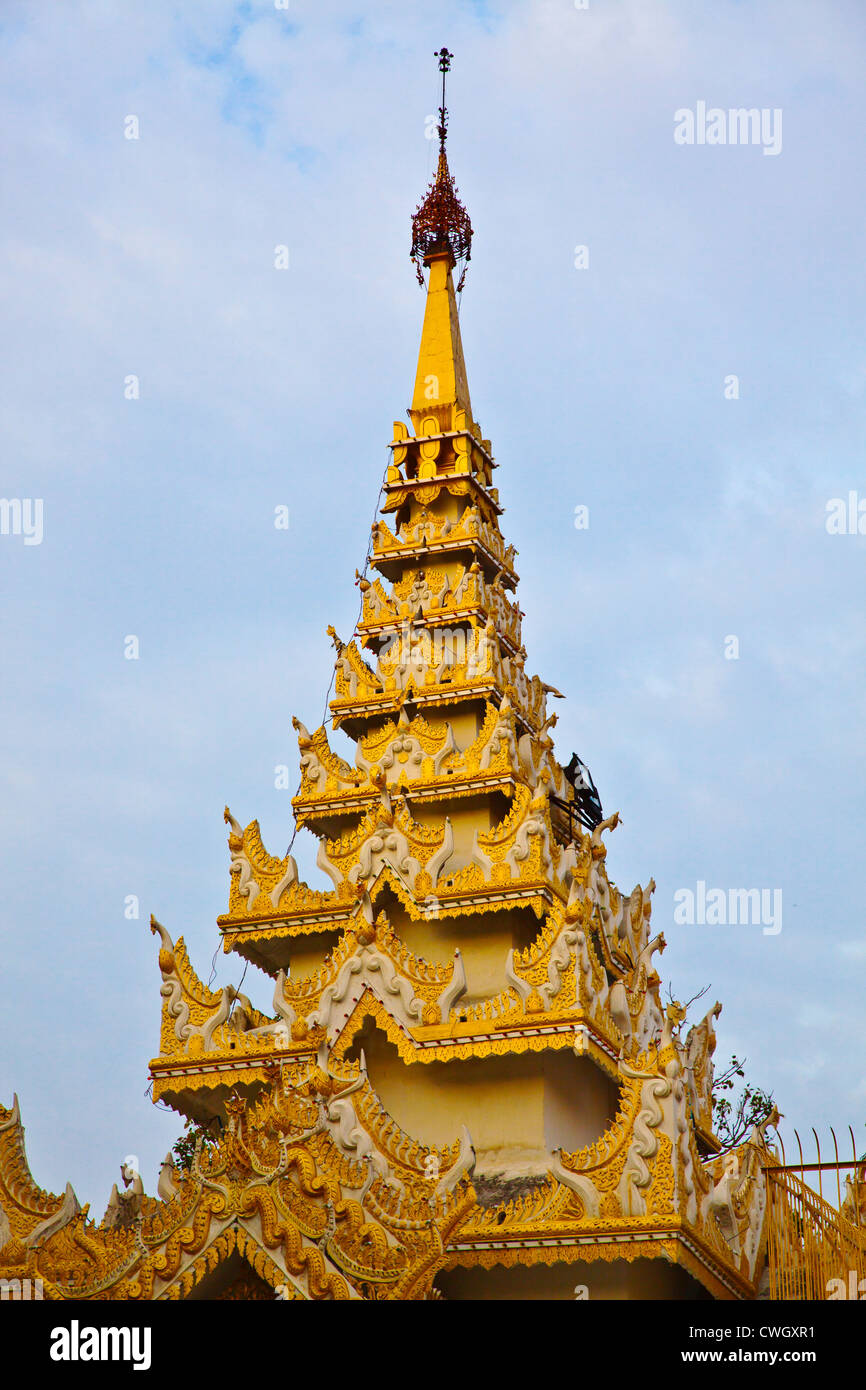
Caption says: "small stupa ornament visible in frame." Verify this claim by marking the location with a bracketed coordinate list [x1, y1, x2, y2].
[411, 47, 473, 289]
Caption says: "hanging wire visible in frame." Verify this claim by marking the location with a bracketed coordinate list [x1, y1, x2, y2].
[225, 957, 249, 1026]
[206, 941, 221, 990]
[145, 1080, 186, 1118]
[141, 453, 395, 1118]
[285, 446, 391, 855]
[220, 448, 392, 1019]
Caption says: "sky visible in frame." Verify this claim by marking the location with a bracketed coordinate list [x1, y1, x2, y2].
[1, 0, 864, 1211]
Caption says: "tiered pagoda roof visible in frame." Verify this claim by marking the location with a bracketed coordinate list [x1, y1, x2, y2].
[0, 56, 782, 1302]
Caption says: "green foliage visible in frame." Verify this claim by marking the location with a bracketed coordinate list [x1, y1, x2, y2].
[713, 1054, 775, 1150]
[171, 1118, 219, 1174]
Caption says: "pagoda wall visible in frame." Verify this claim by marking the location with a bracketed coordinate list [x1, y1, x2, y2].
[357, 1025, 620, 1174]
[409, 794, 500, 867]
[394, 904, 538, 1000]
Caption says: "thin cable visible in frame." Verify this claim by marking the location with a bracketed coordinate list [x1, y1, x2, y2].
[207, 941, 221, 989]
[285, 446, 391, 856]
[151, 457, 394, 1078]
[225, 957, 249, 1026]
[223, 451, 392, 1016]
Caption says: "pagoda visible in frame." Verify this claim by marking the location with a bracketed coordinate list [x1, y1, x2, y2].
[0, 53, 780, 1301]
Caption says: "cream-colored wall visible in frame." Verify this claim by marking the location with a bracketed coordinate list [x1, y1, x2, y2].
[284, 930, 341, 980]
[438, 708, 484, 751]
[411, 796, 496, 862]
[542, 1051, 621, 1154]
[357, 1023, 618, 1174]
[394, 904, 520, 1002]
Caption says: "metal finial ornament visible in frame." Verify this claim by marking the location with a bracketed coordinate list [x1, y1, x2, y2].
[411, 48, 473, 289]
[435, 46, 453, 151]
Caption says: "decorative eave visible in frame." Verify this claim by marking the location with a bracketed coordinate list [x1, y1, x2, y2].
[372, 534, 518, 589]
[0, 1097, 80, 1257]
[175, 862, 656, 1081]
[356, 571, 524, 657]
[389, 424, 493, 461]
[327, 627, 552, 739]
[330, 678, 546, 741]
[358, 610, 523, 661]
[2, 1076, 478, 1301]
[205, 874, 673, 1082]
[221, 774, 579, 926]
[292, 700, 524, 828]
[381, 468, 502, 517]
[387, 418, 494, 491]
[371, 508, 518, 589]
[150, 916, 276, 1066]
[293, 771, 519, 831]
[327, 989, 624, 1077]
[4, 1053, 762, 1301]
[444, 1052, 776, 1301]
[444, 1223, 754, 1302]
[214, 808, 675, 1099]
[149, 1014, 622, 1098]
[218, 871, 566, 947]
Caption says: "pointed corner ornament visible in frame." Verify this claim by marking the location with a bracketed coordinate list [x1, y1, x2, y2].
[411, 47, 473, 290]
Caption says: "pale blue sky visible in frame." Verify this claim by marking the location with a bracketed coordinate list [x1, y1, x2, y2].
[1, 0, 864, 1209]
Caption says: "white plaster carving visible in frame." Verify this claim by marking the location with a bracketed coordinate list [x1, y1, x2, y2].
[551, 1153, 602, 1218]
[435, 1125, 476, 1197]
[349, 824, 422, 891]
[270, 856, 299, 908]
[25, 1183, 80, 1249]
[469, 829, 493, 880]
[427, 817, 454, 885]
[436, 949, 466, 1020]
[225, 808, 260, 909]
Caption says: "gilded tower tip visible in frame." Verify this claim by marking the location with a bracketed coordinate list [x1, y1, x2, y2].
[410, 48, 473, 290]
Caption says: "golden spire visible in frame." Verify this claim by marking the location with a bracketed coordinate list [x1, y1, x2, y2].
[410, 48, 473, 431]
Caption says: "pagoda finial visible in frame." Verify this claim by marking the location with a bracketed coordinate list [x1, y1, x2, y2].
[435, 46, 453, 155]
[411, 48, 472, 290]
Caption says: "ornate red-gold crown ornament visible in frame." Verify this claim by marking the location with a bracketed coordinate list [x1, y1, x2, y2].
[411, 47, 473, 288]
